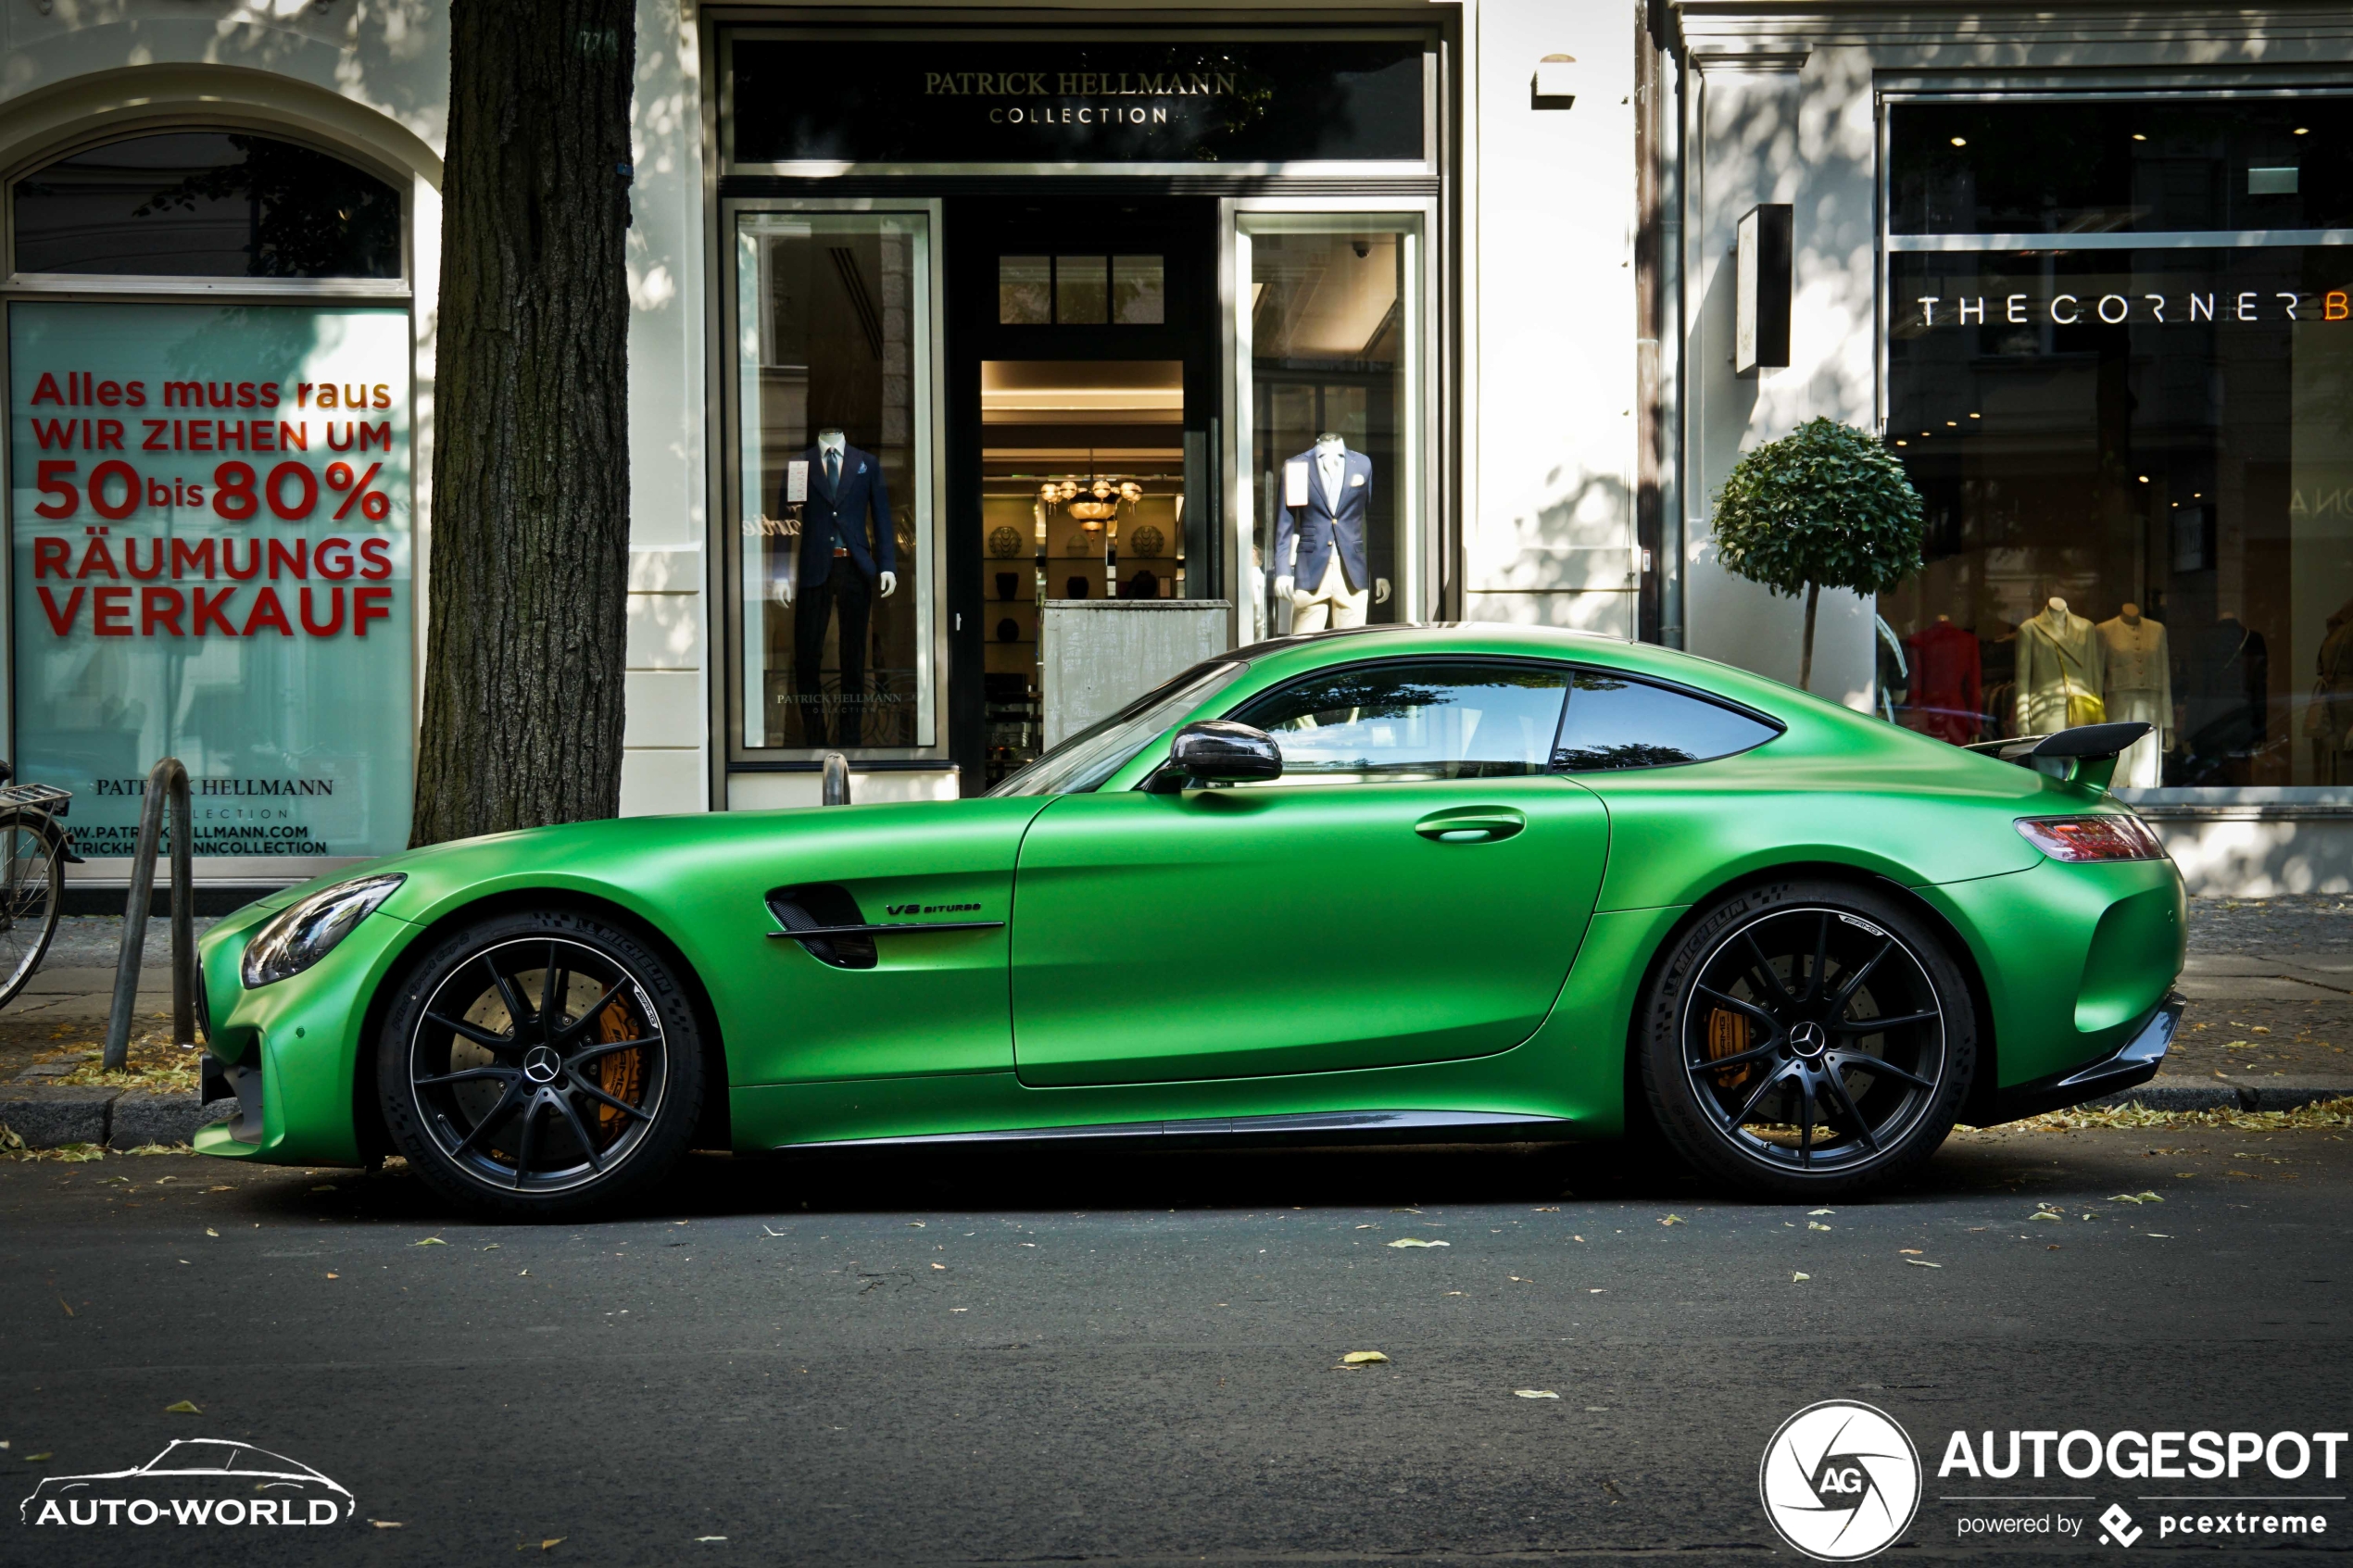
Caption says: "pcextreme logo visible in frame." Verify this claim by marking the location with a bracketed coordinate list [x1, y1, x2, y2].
[19, 1438, 354, 1529]
[1759, 1401, 1924, 1562]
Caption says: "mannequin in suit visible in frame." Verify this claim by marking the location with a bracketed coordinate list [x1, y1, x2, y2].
[2014, 595, 2106, 734]
[1274, 433, 1391, 632]
[2096, 603, 2171, 787]
[774, 428, 898, 746]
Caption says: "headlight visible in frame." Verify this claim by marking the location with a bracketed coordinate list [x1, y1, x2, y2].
[240, 874, 405, 988]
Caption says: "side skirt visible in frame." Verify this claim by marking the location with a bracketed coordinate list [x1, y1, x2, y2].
[774, 1108, 1572, 1151]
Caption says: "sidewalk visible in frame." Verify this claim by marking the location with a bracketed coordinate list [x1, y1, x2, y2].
[2146, 895, 2353, 1111]
[2, 904, 2348, 1148]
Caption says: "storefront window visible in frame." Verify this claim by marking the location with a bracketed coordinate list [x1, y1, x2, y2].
[1881, 99, 2353, 790]
[13, 132, 401, 279]
[733, 209, 933, 751]
[1237, 214, 1423, 643]
[6, 301, 416, 858]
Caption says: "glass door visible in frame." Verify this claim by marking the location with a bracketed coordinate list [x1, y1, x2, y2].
[1231, 206, 1433, 645]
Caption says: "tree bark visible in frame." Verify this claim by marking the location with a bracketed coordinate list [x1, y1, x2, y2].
[412, 0, 635, 847]
[1799, 580, 1820, 693]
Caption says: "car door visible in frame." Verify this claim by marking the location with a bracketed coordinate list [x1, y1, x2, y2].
[1009, 657, 1611, 1086]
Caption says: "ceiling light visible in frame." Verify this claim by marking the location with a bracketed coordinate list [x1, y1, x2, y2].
[2133, 132, 2147, 142]
[1969, 412, 1981, 419]
[2138, 475, 2150, 483]
[1945, 420, 1957, 427]
[1950, 136, 1968, 147]
[2296, 127, 2311, 135]
[1895, 439, 1908, 446]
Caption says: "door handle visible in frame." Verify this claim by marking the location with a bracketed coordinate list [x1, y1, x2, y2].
[1414, 808, 1526, 844]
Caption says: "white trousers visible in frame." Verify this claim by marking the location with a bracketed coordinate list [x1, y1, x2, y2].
[1290, 556, 1368, 633]
[2108, 687, 2166, 788]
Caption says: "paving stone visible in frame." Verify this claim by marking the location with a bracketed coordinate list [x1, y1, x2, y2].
[0, 1083, 118, 1147]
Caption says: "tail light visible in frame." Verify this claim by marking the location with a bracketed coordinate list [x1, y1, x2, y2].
[2015, 814, 2166, 863]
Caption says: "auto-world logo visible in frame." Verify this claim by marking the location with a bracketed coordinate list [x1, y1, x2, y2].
[19, 1438, 353, 1528]
[1760, 1401, 1923, 1561]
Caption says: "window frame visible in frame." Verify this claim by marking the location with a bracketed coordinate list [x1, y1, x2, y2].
[4, 126, 413, 298]
[1546, 664, 1785, 775]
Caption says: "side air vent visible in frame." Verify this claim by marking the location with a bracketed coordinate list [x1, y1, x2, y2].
[766, 884, 878, 970]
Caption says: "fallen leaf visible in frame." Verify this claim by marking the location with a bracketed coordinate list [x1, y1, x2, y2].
[1807, 1222, 1831, 1232]
[1514, 1389, 1561, 1399]
[206, 1185, 232, 1192]
[1898, 1248, 1923, 1255]
[324, 1273, 339, 1280]
[1442, 1290, 1466, 1296]
[309, 1185, 336, 1193]
[1386, 1237, 1448, 1248]
[1905, 1259, 1943, 1269]
[1587, 1288, 1606, 1294]
[412, 1236, 447, 1247]
[930, 1262, 946, 1271]
[1340, 1350, 1389, 1365]
[2145, 1233, 2172, 1238]
[204, 1228, 219, 1237]
[695, 1537, 726, 1544]
[370, 1520, 405, 1529]
[1792, 1272, 1810, 1282]
[482, 1243, 502, 1251]
[1659, 1214, 1685, 1226]
[1807, 1208, 1834, 1216]
[2137, 1190, 2165, 1202]
[909, 1221, 925, 1228]
[2028, 1210, 2063, 1223]
[165, 1400, 201, 1414]
[541, 1538, 565, 1551]
[25, 1453, 51, 1462]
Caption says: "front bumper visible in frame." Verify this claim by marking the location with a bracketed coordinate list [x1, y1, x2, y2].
[1982, 990, 2183, 1125]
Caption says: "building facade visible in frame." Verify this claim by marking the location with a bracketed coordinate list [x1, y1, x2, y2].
[2, 1, 2347, 896]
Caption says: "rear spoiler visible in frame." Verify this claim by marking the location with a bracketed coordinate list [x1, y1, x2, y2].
[1962, 721, 2152, 790]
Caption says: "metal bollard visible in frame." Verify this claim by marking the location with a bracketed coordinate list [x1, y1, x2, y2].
[821, 751, 852, 807]
[103, 758, 195, 1073]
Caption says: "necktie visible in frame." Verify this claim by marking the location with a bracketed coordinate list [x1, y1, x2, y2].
[825, 448, 841, 491]
[1319, 453, 1341, 512]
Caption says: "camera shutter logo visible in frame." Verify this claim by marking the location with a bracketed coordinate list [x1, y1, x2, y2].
[1758, 1400, 1922, 1561]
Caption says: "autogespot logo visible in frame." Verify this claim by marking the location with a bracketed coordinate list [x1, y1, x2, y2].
[1760, 1401, 1924, 1562]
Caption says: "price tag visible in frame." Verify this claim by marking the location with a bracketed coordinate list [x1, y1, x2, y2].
[786, 459, 808, 504]
[1284, 459, 1310, 509]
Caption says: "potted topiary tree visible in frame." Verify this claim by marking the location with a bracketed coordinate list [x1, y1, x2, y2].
[1712, 417, 1926, 693]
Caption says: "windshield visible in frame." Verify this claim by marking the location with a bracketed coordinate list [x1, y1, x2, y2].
[987, 660, 1249, 797]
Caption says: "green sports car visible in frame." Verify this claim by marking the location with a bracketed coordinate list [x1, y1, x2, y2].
[193, 623, 2184, 1217]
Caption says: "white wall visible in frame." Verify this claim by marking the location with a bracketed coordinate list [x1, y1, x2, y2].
[1460, 0, 1640, 639]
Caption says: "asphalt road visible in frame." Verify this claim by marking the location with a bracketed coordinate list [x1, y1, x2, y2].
[2, 1128, 2348, 1567]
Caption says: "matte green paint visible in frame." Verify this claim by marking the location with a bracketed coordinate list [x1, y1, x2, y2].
[195, 624, 2185, 1167]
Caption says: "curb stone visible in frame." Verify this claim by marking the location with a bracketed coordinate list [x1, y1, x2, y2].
[0, 1084, 120, 1147]
[107, 1091, 221, 1149]
[2085, 1078, 2352, 1114]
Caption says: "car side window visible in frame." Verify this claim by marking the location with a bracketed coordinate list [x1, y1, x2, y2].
[1227, 659, 1571, 784]
[1550, 670, 1780, 771]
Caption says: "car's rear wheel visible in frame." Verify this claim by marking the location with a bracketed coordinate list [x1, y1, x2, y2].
[378, 908, 703, 1220]
[1637, 881, 1975, 1198]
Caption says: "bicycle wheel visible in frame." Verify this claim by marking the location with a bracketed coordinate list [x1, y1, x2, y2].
[0, 812, 64, 1009]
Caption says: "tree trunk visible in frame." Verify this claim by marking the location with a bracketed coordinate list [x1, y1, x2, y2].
[1799, 580, 1820, 693]
[412, 0, 636, 847]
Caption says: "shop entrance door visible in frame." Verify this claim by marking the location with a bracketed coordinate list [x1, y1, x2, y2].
[945, 197, 1222, 792]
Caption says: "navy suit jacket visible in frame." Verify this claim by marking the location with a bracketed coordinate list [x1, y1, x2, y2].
[1274, 446, 1373, 594]
[783, 444, 896, 588]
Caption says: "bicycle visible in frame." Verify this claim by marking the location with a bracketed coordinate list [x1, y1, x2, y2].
[0, 762, 74, 1010]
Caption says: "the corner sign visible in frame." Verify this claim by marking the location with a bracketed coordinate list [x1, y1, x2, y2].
[1913, 289, 2352, 327]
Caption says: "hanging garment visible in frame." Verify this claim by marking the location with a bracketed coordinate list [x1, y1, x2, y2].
[2013, 608, 2107, 734]
[1902, 621, 1984, 745]
[2096, 614, 2171, 788]
[2181, 617, 2269, 780]
[2307, 599, 2353, 783]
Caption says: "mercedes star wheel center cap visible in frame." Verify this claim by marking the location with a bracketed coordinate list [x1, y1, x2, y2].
[522, 1045, 562, 1084]
[1788, 1021, 1829, 1060]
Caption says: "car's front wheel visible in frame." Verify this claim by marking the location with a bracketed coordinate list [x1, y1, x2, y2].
[378, 908, 704, 1220]
[1637, 881, 1975, 1198]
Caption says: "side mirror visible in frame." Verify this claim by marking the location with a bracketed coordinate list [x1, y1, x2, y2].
[1157, 721, 1282, 788]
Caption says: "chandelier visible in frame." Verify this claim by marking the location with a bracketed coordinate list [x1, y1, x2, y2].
[1038, 472, 1143, 531]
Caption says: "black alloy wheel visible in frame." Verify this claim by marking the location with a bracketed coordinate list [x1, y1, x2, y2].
[379, 909, 703, 1219]
[1639, 881, 1975, 1198]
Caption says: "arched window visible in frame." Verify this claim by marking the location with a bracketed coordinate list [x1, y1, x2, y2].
[12, 131, 400, 279]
